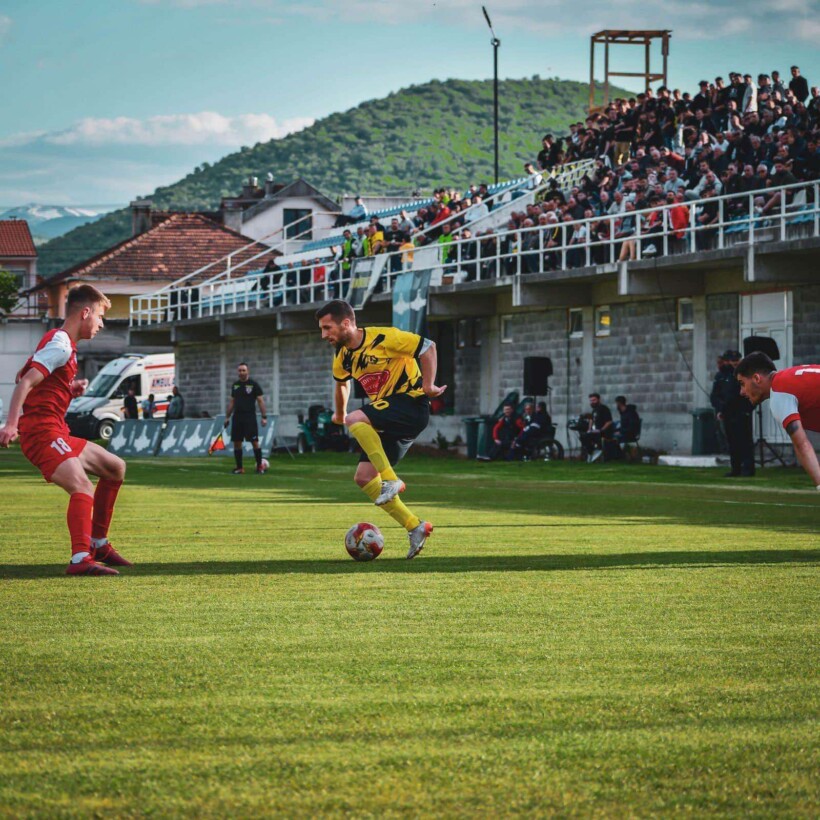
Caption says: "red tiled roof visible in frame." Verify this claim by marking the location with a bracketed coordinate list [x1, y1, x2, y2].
[44, 213, 276, 286]
[0, 220, 37, 257]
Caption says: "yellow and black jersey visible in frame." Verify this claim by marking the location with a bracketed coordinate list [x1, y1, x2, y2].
[333, 326, 426, 402]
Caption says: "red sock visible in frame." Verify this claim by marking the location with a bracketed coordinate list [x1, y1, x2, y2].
[67, 493, 94, 556]
[92, 479, 123, 541]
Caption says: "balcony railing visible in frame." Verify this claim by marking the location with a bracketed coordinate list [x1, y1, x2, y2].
[130, 178, 819, 328]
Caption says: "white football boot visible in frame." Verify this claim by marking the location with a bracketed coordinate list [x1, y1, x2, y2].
[407, 521, 433, 560]
[374, 479, 406, 506]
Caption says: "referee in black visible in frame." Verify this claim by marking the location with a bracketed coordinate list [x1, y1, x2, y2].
[224, 362, 268, 474]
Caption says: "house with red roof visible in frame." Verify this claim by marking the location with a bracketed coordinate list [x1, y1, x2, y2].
[23, 202, 279, 382]
[36, 203, 278, 322]
[0, 220, 42, 419]
[0, 219, 38, 311]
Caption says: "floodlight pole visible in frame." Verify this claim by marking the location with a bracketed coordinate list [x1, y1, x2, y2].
[483, 6, 500, 184]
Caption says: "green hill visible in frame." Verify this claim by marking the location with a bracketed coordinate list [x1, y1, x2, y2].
[38, 76, 618, 278]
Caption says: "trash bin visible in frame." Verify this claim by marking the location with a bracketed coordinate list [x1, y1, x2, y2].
[463, 417, 483, 459]
[464, 416, 494, 459]
[476, 416, 494, 459]
[692, 407, 719, 455]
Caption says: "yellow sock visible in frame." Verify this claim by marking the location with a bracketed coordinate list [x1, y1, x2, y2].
[382, 498, 421, 532]
[349, 422, 398, 481]
[360, 477, 381, 502]
[361, 477, 420, 531]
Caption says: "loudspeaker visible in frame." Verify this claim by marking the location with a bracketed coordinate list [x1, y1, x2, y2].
[743, 336, 780, 360]
[353, 379, 367, 400]
[523, 356, 553, 395]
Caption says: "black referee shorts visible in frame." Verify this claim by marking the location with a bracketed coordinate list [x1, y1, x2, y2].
[231, 414, 259, 443]
[358, 393, 430, 467]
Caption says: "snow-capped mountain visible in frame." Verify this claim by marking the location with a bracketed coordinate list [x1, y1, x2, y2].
[0, 204, 117, 241]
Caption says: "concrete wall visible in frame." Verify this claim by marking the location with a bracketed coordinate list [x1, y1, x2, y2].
[0, 320, 47, 420]
[793, 284, 820, 364]
[175, 331, 333, 437]
[167, 281, 818, 454]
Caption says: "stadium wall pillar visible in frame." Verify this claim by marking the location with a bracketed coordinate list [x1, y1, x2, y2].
[219, 342, 227, 414]
[581, 306, 595, 400]
[272, 335, 281, 416]
[692, 296, 708, 411]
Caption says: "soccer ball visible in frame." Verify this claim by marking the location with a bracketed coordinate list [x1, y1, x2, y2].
[345, 522, 384, 561]
[260, 457, 269, 471]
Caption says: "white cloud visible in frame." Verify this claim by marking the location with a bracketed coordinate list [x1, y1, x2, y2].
[136, 0, 820, 43]
[0, 14, 12, 42]
[3, 112, 313, 149]
[137, 0, 820, 44]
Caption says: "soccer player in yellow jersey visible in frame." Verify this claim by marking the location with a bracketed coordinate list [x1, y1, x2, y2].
[316, 299, 446, 559]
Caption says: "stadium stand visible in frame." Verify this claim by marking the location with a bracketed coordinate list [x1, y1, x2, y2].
[132, 65, 818, 325]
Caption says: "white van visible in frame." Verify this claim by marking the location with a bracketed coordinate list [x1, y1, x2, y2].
[66, 353, 175, 441]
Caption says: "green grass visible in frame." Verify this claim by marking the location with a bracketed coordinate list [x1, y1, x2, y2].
[0, 450, 817, 817]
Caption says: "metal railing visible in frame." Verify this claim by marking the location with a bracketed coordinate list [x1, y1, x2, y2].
[130, 163, 595, 327]
[130, 177, 818, 328]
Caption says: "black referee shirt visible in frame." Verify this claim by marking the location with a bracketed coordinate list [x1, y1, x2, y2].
[231, 378, 263, 415]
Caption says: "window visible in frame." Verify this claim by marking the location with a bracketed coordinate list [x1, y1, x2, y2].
[501, 314, 513, 343]
[568, 308, 583, 338]
[283, 208, 312, 240]
[5, 267, 26, 289]
[595, 305, 611, 337]
[677, 298, 694, 331]
[472, 318, 483, 347]
[457, 319, 469, 349]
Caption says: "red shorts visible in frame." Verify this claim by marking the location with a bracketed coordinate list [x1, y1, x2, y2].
[20, 429, 88, 482]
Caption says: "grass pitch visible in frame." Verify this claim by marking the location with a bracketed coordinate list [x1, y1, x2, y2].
[0, 449, 817, 817]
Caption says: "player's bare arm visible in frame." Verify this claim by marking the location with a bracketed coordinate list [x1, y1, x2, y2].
[419, 343, 447, 398]
[257, 396, 268, 426]
[223, 398, 235, 427]
[334, 380, 350, 426]
[0, 367, 45, 446]
[785, 420, 820, 488]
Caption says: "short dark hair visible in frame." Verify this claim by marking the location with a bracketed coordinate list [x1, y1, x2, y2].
[735, 351, 776, 378]
[238, 362, 249, 369]
[66, 284, 111, 313]
[589, 392, 601, 400]
[315, 299, 355, 323]
[615, 395, 627, 404]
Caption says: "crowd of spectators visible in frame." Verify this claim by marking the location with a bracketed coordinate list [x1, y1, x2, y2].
[255, 64, 818, 301]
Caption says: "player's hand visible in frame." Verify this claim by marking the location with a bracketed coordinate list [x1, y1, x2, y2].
[70, 378, 89, 397]
[224, 419, 230, 428]
[332, 413, 345, 426]
[424, 384, 447, 398]
[261, 417, 267, 427]
[0, 425, 18, 448]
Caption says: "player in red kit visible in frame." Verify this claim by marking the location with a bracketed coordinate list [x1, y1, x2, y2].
[0, 285, 132, 575]
[735, 352, 820, 490]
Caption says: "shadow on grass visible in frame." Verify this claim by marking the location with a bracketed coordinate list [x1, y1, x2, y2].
[2, 550, 817, 579]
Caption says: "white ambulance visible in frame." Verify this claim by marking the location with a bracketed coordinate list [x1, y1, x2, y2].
[66, 353, 175, 441]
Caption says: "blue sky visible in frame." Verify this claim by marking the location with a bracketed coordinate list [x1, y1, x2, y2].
[1, 0, 818, 206]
